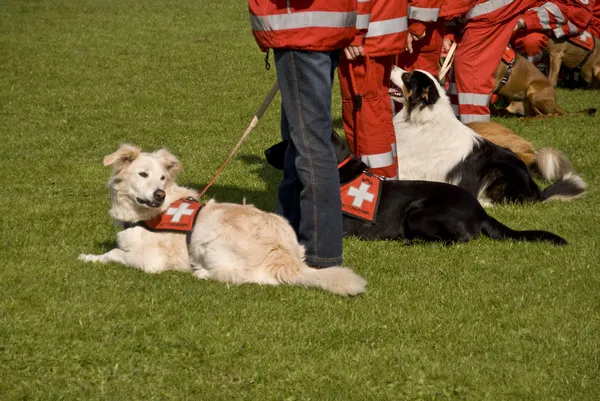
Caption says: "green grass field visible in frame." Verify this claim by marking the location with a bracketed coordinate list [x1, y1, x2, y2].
[1, 1, 599, 399]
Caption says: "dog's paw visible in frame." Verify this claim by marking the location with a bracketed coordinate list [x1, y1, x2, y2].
[78, 253, 101, 263]
[192, 268, 211, 280]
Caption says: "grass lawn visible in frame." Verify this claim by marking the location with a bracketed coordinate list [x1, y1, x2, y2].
[1, 1, 599, 399]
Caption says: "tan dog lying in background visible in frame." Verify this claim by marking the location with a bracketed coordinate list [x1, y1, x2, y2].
[493, 52, 596, 117]
[79, 144, 366, 296]
[467, 121, 577, 181]
[545, 36, 600, 87]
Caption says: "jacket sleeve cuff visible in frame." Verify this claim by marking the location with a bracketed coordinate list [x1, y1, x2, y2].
[408, 20, 427, 37]
[350, 33, 365, 47]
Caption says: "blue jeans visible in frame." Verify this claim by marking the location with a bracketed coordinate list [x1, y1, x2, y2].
[274, 49, 343, 267]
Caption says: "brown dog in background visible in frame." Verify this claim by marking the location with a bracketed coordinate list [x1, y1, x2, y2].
[545, 36, 600, 87]
[467, 121, 577, 181]
[493, 52, 596, 117]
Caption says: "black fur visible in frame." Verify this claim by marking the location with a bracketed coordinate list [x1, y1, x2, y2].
[445, 136, 584, 203]
[402, 70, 440, 115]
[264, 133, 567, 245]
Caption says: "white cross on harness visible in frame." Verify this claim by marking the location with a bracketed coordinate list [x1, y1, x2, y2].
[347, 183, 375, 208]
[580, 31, 592, 41]
[166, 202, 194, 223]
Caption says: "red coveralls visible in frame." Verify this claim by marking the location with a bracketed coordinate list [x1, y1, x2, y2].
[589, 0, 600, 38]
[397, 0, 445, 76]
[447, 0, 537, 124]
[512, 0, 595, 57]
[337, 0, 408, 178]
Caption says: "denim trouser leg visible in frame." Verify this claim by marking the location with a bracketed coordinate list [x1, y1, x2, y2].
[274, 49, 343, 267]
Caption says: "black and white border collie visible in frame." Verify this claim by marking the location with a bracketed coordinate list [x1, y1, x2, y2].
[264, 133, 567, 245]
[389, 67, 586, 206]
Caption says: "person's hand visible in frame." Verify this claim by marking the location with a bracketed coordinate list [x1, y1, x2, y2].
[406, 32, 426, 54]
[513, 18, 525, 32]
[344, 45, 365, 60]
[442, 38, 453, 53]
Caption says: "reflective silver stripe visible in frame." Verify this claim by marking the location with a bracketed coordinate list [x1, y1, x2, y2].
[553, 21, 578, 38]
[358, 0, 370, 2]
[460, 114, 490, 123]
[365, 17, 408, 38]
[541, 2, 565, 24]
[458, 93, 491, 106]
[360, 150, 395, 169]
[533, 7, 551, 29]
[466, 0, 514, 20]
[357, 14, 371, 30]
[250, 11, 357, 32]
[409, 6, 439, 22]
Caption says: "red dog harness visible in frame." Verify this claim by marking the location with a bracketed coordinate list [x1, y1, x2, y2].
[495, 46, 516, 94]
[567, 30, 595, 72]
[124, 198, 203, 244]
[338, 156, 383, 223]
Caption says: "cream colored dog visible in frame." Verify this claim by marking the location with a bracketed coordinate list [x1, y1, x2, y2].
[79, 145, 366, 296]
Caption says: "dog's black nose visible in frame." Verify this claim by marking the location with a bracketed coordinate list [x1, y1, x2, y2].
[153, 190, 166, 202]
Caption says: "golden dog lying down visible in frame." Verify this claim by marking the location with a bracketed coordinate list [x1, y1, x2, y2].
[79, 145, 366, 296]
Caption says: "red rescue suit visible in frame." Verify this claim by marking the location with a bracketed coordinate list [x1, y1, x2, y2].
[337, 0, 408, 178]
[512, 0, 595, 57]
[590, 0, 600, 38]
[446, 0, 537, 124]
[248, 0, 357, 51]
[397, 0, 445, 76]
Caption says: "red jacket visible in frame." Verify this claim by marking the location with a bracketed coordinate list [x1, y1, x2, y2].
[249, 0, 357, 51]
[441, 0, 536, 24]
[521, 0, 594, 38]
[351, 0, 408, 57]
[589, 0, 600, 38]
[408, 0, 444, 36]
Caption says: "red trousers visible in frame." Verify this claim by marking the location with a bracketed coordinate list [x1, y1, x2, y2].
[449, 17, 520, 123]
[338, 55, 398, 178]
[397, 21, 445, 76]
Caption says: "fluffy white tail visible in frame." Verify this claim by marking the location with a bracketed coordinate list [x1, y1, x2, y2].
[534, 147, 574, 181]
[292, 266, 367, 296]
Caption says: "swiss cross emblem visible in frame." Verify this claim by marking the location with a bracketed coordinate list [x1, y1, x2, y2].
[340, 172, 382, 222]
[347, 182, 375, 208]
[144, 199, 203, 232]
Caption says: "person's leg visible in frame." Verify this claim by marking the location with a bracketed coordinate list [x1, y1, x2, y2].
[275, 111, 301, 233]
[274, 49, 343, 267]
[453, 19, 520, 123]
[338, 55, 398, 178]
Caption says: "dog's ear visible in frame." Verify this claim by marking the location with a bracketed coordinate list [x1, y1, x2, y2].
[103, 144, 141, 167]
[419, 82, 440, 106]
[154, 148, 183, 176]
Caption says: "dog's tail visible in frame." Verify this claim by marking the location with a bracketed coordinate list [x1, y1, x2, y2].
[561, 108, 597, 117]
[533, 147, 574, 181]
[292, 265, 367, 296]
[541, 173, 587, 201]
[481, 216, 567, 246]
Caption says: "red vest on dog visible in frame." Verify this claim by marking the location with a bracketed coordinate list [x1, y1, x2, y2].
[339, 157, 383, 223]
[143, 199, 203, 233]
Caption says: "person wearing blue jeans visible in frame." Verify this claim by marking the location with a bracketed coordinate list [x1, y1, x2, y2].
[249, 1, 358, 267]
[274, 50, 343, 267]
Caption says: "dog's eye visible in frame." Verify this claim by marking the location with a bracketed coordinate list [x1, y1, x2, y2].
[160, 176, 165, 181]
[138, 172, 148, 178]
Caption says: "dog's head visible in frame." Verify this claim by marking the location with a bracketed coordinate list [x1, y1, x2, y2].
[104, 144, 183, 209]
[389, 67, 441, 115]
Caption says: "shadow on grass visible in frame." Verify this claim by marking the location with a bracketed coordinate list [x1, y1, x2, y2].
[183, 154, 282, 212]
